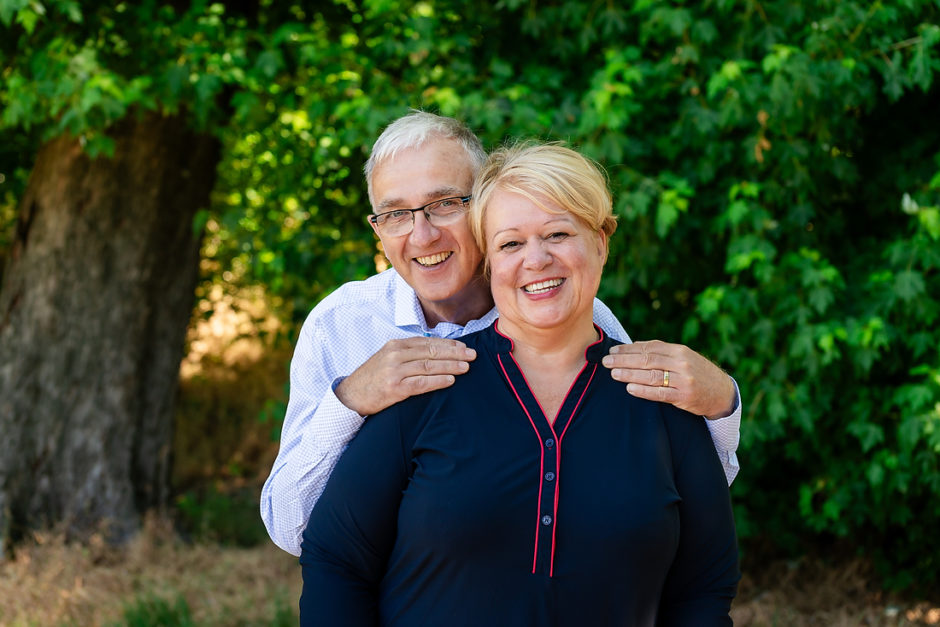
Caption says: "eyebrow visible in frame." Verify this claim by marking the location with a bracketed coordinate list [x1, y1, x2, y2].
[491, 216, 574, 238]
[375, 186, 465, 212]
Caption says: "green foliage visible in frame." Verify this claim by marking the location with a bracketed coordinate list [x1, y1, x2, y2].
[175, 487, 269, 547]
[3, 0, 940, 594]
[109, 593, 194, 627]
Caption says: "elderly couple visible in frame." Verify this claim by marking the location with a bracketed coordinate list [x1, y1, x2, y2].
[261, 112, 742, 625]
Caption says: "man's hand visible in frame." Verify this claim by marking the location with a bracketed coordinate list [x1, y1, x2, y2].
[601, 340, 735, 419]
[335, 337, 477, 416]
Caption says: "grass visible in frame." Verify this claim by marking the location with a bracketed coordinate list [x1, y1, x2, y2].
[732, 555, 940, 626]
[0, 517, 300, 627]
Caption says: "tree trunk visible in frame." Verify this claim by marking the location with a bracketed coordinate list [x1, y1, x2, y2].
[0, 112, 220, 549]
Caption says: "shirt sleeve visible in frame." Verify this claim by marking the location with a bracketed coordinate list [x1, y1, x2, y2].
[260, 313, 366, 557]
[657, 405, 741, 625]
[703, 379, 742, 486]
[299, 400, 422, 626]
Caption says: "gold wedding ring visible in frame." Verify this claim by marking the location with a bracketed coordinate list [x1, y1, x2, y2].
[663, 370, 670, 387]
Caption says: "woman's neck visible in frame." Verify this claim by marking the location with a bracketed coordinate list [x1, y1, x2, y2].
[497, 316, 598, 424]
[498, 317, 598, 371]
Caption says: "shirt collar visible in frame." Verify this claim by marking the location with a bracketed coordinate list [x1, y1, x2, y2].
[392, 270, 499, 338]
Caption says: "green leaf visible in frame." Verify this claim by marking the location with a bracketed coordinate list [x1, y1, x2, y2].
[254, 50, 283, 80]
[192, 209, 211, 236]
[894, 270, 926, 302]
[14, 4, 38, 33]
[898, 415, 923, 452]
[848, 420, 884, 453]
[0, 0, 29, 26]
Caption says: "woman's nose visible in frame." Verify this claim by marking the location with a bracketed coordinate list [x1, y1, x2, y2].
[522, 240, 551, 269]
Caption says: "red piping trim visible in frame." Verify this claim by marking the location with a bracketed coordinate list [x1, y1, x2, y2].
[549, 363, 598, 576]
[498, 353, 544, 575]
[495, 321, 604, 577]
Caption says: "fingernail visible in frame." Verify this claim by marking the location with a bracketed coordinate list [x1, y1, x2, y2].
[465, 348, 477, 359]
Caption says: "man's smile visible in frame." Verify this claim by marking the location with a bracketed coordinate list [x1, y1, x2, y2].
[415, 251, 453, 267]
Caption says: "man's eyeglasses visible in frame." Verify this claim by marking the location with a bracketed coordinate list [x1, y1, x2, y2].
[368, 196, 471, 237]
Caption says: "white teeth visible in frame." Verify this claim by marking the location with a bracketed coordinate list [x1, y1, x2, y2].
[523, 278, 563, 294]
[416, 252, 452, 266]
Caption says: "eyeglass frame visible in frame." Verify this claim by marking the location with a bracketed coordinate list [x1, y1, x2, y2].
[368, 195, 472, 235]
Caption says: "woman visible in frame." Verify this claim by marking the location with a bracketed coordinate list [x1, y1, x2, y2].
[299, 143, 739, 626]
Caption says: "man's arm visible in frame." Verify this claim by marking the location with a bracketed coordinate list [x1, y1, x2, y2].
[592, 300, 741, 484]
[602, 340, 742, 485]
[260, 314, 475, 556]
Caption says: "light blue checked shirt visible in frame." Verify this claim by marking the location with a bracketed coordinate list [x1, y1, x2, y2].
[260, 268, 741, 556]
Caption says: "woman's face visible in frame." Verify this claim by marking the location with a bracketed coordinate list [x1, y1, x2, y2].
[484, 188, 608, 337]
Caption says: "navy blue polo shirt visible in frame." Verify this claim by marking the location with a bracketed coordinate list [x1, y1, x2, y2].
[300, 322, 739, 626]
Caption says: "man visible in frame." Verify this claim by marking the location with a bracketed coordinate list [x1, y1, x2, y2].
[261, 111, 741, 557]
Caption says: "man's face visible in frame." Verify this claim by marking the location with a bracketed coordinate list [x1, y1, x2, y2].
[369, 137, 485, 323]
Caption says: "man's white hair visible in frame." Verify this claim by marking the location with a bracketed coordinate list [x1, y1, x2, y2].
[364, 110, 486, 207]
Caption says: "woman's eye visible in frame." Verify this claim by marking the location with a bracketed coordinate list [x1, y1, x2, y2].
[498, 241, 521, 251]
[548, 232, 570, 241]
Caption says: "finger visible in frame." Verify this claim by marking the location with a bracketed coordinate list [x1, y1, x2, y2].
[400, 374, 458, 396]
[607, 339, 674, 354]
[608, 367, 672, 389]
[624, 383, 680, 404]
[425, 336, 477, 361]
[395, 358, 472, 377]
[602, 352, 674, 372]
[392, 339, 476, 362]
[392, 336, 468, 350]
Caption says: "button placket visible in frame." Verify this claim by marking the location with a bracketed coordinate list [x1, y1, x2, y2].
[497, 345, 598, 577]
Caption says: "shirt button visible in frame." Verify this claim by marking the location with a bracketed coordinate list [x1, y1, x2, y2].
[541, 515, 553, 526]
[545, 438, 554, 448]
[544, 472, 555, 481]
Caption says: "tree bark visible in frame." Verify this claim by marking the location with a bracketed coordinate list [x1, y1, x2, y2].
[0, 112, 220, 549]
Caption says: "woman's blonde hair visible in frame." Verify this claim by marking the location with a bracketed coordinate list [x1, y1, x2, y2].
[469, 141, 618, 256]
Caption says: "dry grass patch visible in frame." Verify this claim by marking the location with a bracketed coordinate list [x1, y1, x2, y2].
[0, 517, 300, 627]
[2, 518, 938, 626]
[732, 556, 940, 626]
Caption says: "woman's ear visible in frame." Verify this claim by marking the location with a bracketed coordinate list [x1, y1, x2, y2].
[597, 231, 609, 266]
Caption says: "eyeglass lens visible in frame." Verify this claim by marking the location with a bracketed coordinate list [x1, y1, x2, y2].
[375, 197, 468, 236]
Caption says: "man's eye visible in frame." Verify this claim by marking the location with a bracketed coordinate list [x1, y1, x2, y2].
[388, 210, 411, 221]
[432, 199, 463, 213]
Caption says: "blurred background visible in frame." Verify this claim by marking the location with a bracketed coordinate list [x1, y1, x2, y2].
[1, 0, 938, 624]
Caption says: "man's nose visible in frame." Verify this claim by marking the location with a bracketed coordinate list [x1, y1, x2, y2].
[409, 210, 440, 245]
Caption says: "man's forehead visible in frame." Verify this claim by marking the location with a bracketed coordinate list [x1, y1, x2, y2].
[371, 139, 475, 209]
[375, 185, 466, 211]
[373, 137, 473, 171]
